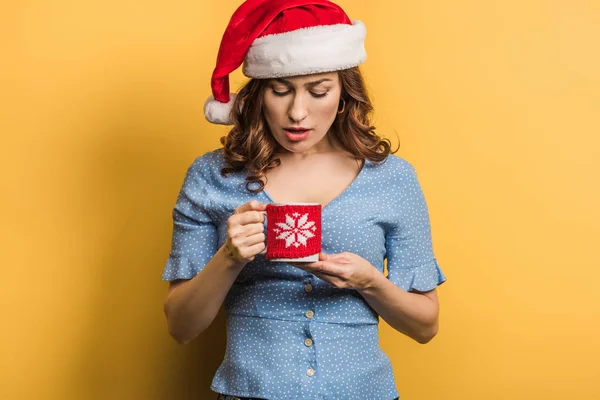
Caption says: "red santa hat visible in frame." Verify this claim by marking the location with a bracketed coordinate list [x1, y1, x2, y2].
[204, 0, 367, 125]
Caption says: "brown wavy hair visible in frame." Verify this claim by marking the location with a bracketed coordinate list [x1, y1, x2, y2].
[218, 66, 400, 194]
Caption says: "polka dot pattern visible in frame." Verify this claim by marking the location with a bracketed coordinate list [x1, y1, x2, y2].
[162, 148, 447, 399]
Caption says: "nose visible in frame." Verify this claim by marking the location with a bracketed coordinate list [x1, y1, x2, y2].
[287, 93, 308, 122]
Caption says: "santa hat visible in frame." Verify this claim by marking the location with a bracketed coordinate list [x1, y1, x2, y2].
[204, 0, 367, 125]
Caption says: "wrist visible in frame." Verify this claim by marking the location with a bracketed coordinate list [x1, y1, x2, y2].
[218, 244, 248, 270]
[358, 267, 384, 293]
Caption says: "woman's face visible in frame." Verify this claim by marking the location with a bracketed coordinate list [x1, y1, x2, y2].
[262, 72, 342, 154]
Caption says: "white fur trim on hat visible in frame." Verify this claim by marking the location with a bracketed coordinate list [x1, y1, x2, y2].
[204, 93, 237, 125]
[242, 20, 366, 79]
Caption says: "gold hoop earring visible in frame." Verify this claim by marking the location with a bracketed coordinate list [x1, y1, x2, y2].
[337, 98, 346, 114]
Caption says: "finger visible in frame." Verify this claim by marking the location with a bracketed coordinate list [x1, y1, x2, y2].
[287, 252, 333, 266]
[321, 252, 346, 261]
[247, 241, 266, 256]
[244, 231, 266, 247]
[230, 220, 265, 238]
[291, 261, 344, 280]
[313, 271, 338, 287]
[307, 260, 346, 277]
[245, 221, 266, 235]
[227, 217, 264, 241]
[227, 231, 265, 254]
[233, 210, 266, 226]
[234, 200, 267, 215]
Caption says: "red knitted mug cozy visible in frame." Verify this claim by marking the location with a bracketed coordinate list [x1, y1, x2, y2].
[264, 204, 322, 259]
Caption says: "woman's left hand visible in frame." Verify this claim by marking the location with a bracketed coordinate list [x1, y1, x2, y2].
[288, 251, 379, 291]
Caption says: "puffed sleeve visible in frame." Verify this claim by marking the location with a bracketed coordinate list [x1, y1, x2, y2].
[385, 164, 447, 292]
[161, 156, 219, 281]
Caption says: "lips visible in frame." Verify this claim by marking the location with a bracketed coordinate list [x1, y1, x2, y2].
[284, 128, 310, 133]
[284, 129, 310, 141]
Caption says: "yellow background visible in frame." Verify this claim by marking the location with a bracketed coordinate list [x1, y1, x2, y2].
[2, 0, 599, 399]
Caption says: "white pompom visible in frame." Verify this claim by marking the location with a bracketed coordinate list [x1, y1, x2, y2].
[204, 93, 237, 125]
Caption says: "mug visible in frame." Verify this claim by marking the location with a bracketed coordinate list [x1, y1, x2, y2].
[259, 203, 322, 262]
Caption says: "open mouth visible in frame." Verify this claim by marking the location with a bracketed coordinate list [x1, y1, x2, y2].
[284, 129, 310, 141]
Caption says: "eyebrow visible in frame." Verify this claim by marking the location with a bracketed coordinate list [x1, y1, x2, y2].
[274, 78, 333, 88]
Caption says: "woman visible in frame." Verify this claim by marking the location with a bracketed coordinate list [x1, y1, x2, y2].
[162, 1, 447, 399]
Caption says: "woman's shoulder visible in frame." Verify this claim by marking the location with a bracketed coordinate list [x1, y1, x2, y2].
[191, 146, 225, 164]
[371, 152, 417, 177]
[187, 147, 227, 182]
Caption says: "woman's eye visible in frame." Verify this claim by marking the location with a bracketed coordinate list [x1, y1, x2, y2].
[271, 89, 329, 98]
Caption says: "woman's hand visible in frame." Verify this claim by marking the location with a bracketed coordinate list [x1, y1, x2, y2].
[288, 251, 380, 291]
[223, 200, 268, 266]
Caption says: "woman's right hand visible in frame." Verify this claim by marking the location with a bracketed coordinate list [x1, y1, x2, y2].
[223, 200, 268, 266]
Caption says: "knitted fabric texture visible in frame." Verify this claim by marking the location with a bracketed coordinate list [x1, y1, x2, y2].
[265, 204, 321, 259]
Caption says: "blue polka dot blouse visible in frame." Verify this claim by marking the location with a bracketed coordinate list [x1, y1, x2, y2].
[162, 147, 447, 400]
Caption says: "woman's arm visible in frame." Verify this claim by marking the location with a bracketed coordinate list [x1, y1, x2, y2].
[163, 245, 246, 345]
[289, 252, 441, 344]
[357, 273, 439, 344]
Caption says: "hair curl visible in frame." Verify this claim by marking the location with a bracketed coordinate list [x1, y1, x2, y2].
[218, 66, 400, 194]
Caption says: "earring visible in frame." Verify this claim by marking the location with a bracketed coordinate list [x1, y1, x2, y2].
[337, 98, 346, 114]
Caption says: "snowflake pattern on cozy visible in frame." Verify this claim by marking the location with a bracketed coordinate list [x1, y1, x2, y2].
[274, 212, 317, 248]
[162, 147, 447, 400]
[264, 204, 322, 259]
